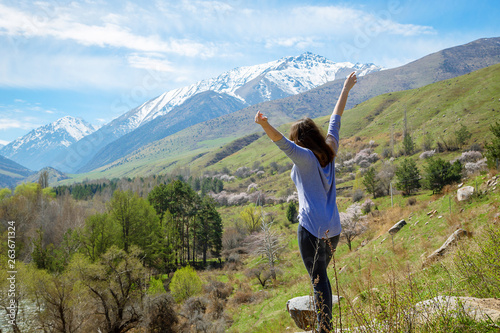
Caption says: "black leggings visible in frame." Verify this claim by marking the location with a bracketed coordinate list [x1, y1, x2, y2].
[298, 224, 340, 333]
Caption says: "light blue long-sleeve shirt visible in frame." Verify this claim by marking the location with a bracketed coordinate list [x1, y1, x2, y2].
[274, 114, 341, 239]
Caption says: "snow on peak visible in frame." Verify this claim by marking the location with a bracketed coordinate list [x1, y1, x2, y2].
[116, 52, 382, 132]
[1, 116, 97, 158]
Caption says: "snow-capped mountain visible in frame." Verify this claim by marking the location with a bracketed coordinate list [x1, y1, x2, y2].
[112, 52, 380, 134]
[0, 116, 96, 171]
[59, 52, 380, 173]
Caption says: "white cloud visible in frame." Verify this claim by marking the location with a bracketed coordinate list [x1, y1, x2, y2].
[0, 3, 216, 57]
[0, 139, 10, 145]
[0, 117, 40, 130]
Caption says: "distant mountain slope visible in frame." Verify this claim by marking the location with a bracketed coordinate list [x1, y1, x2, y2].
[61, 53, 380, 173]
[69, 61, 500, 182]
[23, 167, 69, 186]
[78, 91, 247, 172]
[0, 155, 34, 188]
[0, 116, 96, 171]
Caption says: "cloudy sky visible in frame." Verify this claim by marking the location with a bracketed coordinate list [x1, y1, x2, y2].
[0, 0, 499, 144]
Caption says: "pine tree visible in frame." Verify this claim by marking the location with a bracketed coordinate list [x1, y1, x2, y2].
[362, 166, 379, 198]
[395, 158, 420, 196]
[286, 201, 298, 224]
[485, 121, 500, 169]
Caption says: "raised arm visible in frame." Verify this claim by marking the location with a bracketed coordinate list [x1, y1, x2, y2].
[326, 72, 357, 151]
[254, 111, 283, 142]
[333, 72, 357, 117]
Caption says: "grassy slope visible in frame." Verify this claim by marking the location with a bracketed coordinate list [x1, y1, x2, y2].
[221, 177, 499, 332]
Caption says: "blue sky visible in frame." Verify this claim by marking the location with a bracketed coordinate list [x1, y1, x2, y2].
[1, 0, 499, 145]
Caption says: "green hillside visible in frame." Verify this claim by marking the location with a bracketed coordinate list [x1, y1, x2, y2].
[190, 62, 500, 181]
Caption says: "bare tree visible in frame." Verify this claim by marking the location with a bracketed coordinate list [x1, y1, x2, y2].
[247, 214, 285, 280]
[340, 203, 368, 251]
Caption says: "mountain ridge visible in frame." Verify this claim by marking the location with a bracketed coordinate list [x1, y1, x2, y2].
[0, 116, 96, 171]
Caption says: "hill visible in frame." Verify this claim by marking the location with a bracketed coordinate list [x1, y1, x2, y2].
[60, 60, 500, 185]
[0, 155, 34, 188]
[60, 37, 500, 176]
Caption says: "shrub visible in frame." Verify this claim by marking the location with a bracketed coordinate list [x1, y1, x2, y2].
[484, 121, 500, 168]
[352, 188, 364, 202]
[144, 293, 179, 333]
[361, 198, 375, 214]
[170, 266, 203, 302]
[454, 151, 483, 163]
[464, 159, 487, 175]
[419, 150, 436, 160]
[454, 226, 500, 298]
[423, 157, 462, 194]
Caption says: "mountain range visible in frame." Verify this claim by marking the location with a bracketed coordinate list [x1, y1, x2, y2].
[1, 37, 500, 184]
[0, 116, 96, 172]
[54, 53, 380, 173]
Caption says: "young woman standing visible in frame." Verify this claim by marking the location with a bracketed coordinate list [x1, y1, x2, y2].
[255, 72, 357, 332]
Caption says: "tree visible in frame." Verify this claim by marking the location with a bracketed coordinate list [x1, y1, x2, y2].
[362, 167, 379, 198]
[286, 202, 298, 224]
[69, 246, 146, 333]
[38, 169, 50, 189]
[170, 266, 202, 302]
[402, 133, 415, 156]
[340, 203, 367, 251]
[395, 158, 421, 196]
[455, 123, 471, 148]
[78, 213, 116, 262]
[247, 215, 285, 280]
[423, 157, 463, 194]
[195, 196, 223, 266]
[485, 121, 500, 169]
[239, 204, 263, 232]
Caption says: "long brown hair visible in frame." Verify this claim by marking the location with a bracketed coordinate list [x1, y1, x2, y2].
[289, 117, 334, 167]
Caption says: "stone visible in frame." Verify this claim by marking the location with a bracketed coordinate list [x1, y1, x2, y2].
[388, 219, 407, 235]
[424, 229, 468, 265]
[457, 186, 475, 201]
[414, 296, 500, 323]
[286, 295, 342, 331]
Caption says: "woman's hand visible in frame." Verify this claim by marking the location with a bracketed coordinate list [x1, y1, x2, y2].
[255, 111, 268, 126]
[254, 111, 283, 142]
[343, 72, 357, 92]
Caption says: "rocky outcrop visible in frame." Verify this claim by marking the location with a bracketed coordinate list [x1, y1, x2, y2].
[388, 219, 407, 235]
[424, 229, 468, 265]
[286, 295, 342, 331]
[457, 186, 475, 201]
[414, 296, 500, 323]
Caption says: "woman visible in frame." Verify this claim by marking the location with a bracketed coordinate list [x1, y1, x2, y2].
[254, 72, 357, 332]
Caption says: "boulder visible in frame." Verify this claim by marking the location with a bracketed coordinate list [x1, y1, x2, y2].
[414, 296, 500, 323]
[286, 295, 342, 331]
[424, 229, 468, 265]
[457, 186, 475, 201]
[388, 219, 406, 235]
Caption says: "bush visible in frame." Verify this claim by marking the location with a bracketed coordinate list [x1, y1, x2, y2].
[485, 121, 500, 168]
[419, 150, 436, 160]
[423, 157, 462, 194]
[144, 293, 179, 332]
[170, 266, 203, 302]
[352, 188, 364, 202]
[454, 226, 500, 298]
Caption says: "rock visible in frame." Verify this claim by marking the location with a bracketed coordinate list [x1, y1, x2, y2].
[457, 186, 475, 201]
[424, 229, 468, 265]
[286, 295, 342, 330]
[414, 296, 500, 323]
[388, 219, 406, 235]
